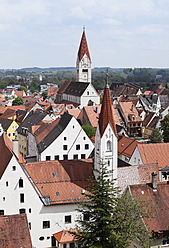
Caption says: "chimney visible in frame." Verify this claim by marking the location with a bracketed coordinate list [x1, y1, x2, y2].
[152, 172, 157, 191]
[12, 132, 19, 158]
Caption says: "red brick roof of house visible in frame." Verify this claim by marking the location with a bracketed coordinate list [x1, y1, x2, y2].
[15, 90, 26, 97]
[48, 86, 59, 97]
[0, 214, 32, 248]
[53, 229, 78, 243]
[67, 108, 80, 119]
[78, 29, 91, 62]
[99, 85, 118, 137]
[129, 182, 169, 233]
[137, 143, 169, 170]
[24, 159, 94, 205]
[118, 136, 140, 158]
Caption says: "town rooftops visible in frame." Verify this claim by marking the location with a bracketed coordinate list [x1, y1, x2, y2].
[118, 136, 139, 158]
[0, 214, 32, 248]
[77, 29, 91, 62]
[24, 159, 94, 205]
[64, 81, 90, 97]
[53, 229, 78, 243]
[37, 112, 72, 153]
[137, 143, 169, 170]
[129, 182, 169, 233]
[119, 101, 142, 123]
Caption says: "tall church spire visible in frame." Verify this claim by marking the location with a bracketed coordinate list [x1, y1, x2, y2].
[76, 28, 91, 83]
[94, 77, 118, 181]
[98, 82, 118, 138]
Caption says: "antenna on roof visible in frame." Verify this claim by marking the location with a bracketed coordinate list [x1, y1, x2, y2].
[105, 68, 109, 89]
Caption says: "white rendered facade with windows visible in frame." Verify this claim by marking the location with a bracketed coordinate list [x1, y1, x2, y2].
[94, 122, 118, 181]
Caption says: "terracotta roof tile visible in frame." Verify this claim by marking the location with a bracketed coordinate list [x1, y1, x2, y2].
[15, 90, 26, 97]
[24, 159, 94, 205]
[138, 143, 169, 170]
[130, 182, 169, 233]
[68, 108, 80, 119]
[48, 87, 59, 97]
[78, 30, 91, 62]
[53, 229, 78, 243]
[0, 214, 32, 248]
[118, 136, 139, 158]
[99, 86, 118, 137]
[119, 101, 142, 123]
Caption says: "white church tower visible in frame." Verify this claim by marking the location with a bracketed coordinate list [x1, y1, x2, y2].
[94, 80, 118, 181]
[76, 28, 92, 83]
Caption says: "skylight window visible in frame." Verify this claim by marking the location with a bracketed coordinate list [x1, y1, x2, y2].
[53, 172, 57, 177]
[56, 192, 60, 196]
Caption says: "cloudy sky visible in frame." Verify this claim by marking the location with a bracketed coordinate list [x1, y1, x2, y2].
[0, 0, 169, 69]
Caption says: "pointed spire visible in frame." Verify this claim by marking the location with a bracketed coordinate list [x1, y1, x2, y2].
[98, 80, 118, 137]
[78, 28, 91, 62]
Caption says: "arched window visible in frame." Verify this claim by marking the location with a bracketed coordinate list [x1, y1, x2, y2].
[107, 141, 111, 152]
[19, 178, 23, 188]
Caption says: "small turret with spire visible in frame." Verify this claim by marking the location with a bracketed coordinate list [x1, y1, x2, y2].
[76, 27, 91, 83]
[94, 72, 118, 180]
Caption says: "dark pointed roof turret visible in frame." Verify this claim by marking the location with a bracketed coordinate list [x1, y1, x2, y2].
[77, 28, 91, 62]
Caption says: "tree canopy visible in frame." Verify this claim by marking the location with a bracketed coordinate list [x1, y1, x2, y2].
[73, 161, 150, 248]
[161, 114, 169, 142]
[12, 96, 24, 106]
[149, 128, 163, 143]
[82, 125, 96, 139]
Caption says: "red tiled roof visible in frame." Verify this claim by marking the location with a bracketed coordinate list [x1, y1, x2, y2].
[53, 229, 78, 243]
[0, 214, 32, 248]
[34, 118, 60, 144]
[99, 86, 118, 137]
[48, 87, 59, 97]
[118, 136, 139, 158]
[119, 101, 142, 123]
[78, 30, 91, 62]
[24, 159, 94, 205]
[15, 90, 26, 97]
[68, 108, 80, 119]
[58, 80, 71, 94]
[129, 182, 169, 233]
[138, 143, 169, 170]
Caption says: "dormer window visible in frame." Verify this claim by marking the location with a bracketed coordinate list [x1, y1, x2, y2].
[107, 140, 111, 152]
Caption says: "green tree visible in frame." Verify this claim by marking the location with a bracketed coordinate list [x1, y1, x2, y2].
[18, 86, 27, 92]
[42, 91, 48, 100]
[149, 128, 163, 143]
[161, 114, 169, 142]
[82, 125, 96, 139]
[12, 96, 24, 106]
[73, 162, 150, 248]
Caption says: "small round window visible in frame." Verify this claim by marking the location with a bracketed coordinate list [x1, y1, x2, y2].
[39, 236, 44, 241]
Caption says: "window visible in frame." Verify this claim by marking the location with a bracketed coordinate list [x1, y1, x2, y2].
[82, 69, 88, 73]
[12, 166, 16, 171]
[19, 178, 23, 188]
[108, 160, 110, 166]
[56, 192, 60, 196]
[53, 172, 57, 177]
[87, 91, 89, 95]
[107, 141, 111, 151]
[63, 155, 68, 160]
[46, 156, 51, 161]
[13, 133, 15, 136]
[73, 154, 78, 159]
[63, 145, 67, 150]
[29, 208, 31, 213]
[0, 210, 4, 215]
[65, 215, 71, 224]
[81, 154, 86, 159]
[3, 197, 5, 201]
[6, 181, 8, 187]
[70, 243, 75, 248]
[85, 144, 89, 150]
[8, 133, 11, 137]
[64, 137, 67, 140]
[84, 213, 89, 221]
[54, 155, 59, 160]
[138, 159, 140, 165]
[29, 222, 31, 230]
[63, 244, 67, 248]
[43, 220, 50, 229]
[39, 236, 45, 241]
[20, 193, 24, 203]
[134, 157, 136, 163]
[19, 208, 26, 214]
[76, 144, 80, 150]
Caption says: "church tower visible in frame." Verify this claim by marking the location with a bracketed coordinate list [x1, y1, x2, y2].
[76, 28, 91, 83]
[94, 78, 118, 180]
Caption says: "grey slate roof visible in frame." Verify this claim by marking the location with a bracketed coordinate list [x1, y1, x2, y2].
[64, 81, 89, 96]
[37, 112, 73, 153]
[17, 111, 47, 134]
[0, 118, 13, 131]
